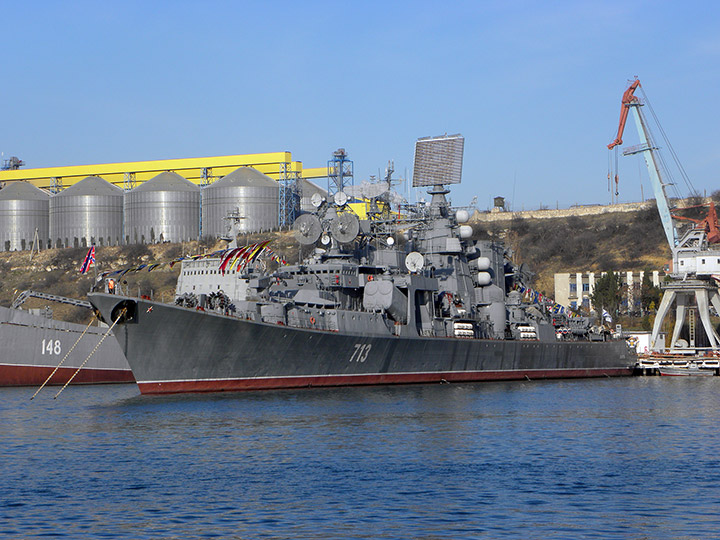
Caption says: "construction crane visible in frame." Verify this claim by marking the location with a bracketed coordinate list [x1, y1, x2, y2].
[607, 80, 641, 150]
[608, 79, 720, 354]
[672, 202, 720, 244]
[608, 79, 677, 247]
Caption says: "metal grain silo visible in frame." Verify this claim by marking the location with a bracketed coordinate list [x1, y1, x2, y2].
[124, 172, 200, 244]
[202, 167, 278, 237]
[299, 179, 327, 214]
[0, 182, 50, 251]
[50, 176, 123, 248]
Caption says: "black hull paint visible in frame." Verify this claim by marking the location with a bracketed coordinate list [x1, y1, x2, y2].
[89, 293, 635, 394]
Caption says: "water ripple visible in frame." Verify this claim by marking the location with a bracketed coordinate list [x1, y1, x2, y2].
[1, 378, 719, 538]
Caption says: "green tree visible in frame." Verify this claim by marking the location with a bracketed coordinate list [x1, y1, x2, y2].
[591, 271, 623, 315]
[640, 270, 661, 312]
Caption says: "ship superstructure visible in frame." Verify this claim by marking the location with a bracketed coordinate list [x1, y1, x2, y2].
[89, 136, 634, 394]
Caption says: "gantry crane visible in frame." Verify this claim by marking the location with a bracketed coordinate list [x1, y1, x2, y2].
[609, 79, 720, 354]
[608, 79, 677, 248]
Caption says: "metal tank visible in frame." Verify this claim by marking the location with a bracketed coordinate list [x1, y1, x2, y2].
[124, 172, 200, 244]
[202, 167, 279, 237]
[50, 176, 123, 248]
[0, 182, 50, 251]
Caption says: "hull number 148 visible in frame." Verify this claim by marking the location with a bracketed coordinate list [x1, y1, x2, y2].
[41, 339, 62, 355]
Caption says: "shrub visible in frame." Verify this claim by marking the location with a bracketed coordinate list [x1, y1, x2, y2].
[123, 244, 151, 262]
[51, 248, 87, 271]
[163, 245, 182, 260]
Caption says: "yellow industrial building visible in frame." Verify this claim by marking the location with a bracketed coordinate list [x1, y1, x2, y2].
[0, 152, 327, 191]
[0, 152, 340, 251]
[0, 152, 387, 220]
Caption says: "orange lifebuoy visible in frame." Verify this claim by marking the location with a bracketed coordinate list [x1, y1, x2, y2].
[310, 316, 316, 324]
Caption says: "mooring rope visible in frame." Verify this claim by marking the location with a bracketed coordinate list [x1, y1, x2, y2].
[30, 318, 96, 400]
[53, 309, 126, 399]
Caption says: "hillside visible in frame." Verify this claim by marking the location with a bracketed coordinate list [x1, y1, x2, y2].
[471, 204, 671, 295]
[0, 230, 299, 323]
[0, 203, 695, 322]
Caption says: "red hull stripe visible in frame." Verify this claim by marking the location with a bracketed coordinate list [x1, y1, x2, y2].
[137, 368, 634, 394]
[0, 364, 135, 386]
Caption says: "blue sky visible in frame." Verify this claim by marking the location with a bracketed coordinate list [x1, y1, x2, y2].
[2, 1, 719, 211]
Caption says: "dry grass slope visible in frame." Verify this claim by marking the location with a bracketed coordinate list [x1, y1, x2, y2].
[471, 205, 672, 295]
[0, 203, 698, 320]
[0, 230, 298, 323]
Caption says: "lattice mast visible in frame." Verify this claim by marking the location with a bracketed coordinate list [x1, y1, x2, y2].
[327, 148, 353, 198]
[278, 162, 300, 227]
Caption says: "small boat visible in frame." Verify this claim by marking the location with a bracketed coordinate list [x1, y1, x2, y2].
[658, 364, 715, 377]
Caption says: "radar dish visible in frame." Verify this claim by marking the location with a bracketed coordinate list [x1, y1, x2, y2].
[293, 214, 322, 245]
[405, 252, 425, 273]
[346, 180, 406, 205]
[412, 134, 464, 187]
[311, 192, 324, 208]
[330, 212, 360, 244]
[333, 191, 348, 207]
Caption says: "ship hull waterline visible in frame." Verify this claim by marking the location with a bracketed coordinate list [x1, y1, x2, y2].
[0, 306, 133, 387]
[89, 293, 635, 395]
[0, 364, 134, 386]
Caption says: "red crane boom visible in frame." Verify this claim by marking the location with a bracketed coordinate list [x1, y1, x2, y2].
[671, 202, 720, 244]
[608, 79, 641, 150]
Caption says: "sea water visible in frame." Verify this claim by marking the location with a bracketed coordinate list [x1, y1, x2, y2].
[2, 377, 719, 539]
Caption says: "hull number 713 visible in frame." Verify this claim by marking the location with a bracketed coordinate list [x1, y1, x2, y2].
[349, 343, 372, 363]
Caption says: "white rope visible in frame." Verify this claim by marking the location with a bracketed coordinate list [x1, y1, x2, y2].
[30, 318, 96, 400]
[54, 310, 125, 399]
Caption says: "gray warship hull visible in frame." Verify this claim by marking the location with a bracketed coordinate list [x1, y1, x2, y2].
[89, 293, 634, 394]
[0, 306, 133, 386]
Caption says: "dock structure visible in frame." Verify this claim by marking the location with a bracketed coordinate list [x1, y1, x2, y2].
[634, 353, 720, 376]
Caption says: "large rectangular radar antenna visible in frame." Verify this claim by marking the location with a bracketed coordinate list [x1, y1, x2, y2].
[412, 134, 464, 187]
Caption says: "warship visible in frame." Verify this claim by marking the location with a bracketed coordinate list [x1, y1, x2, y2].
[88, 136, 635, 394]
[0, 292, 132, 386]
